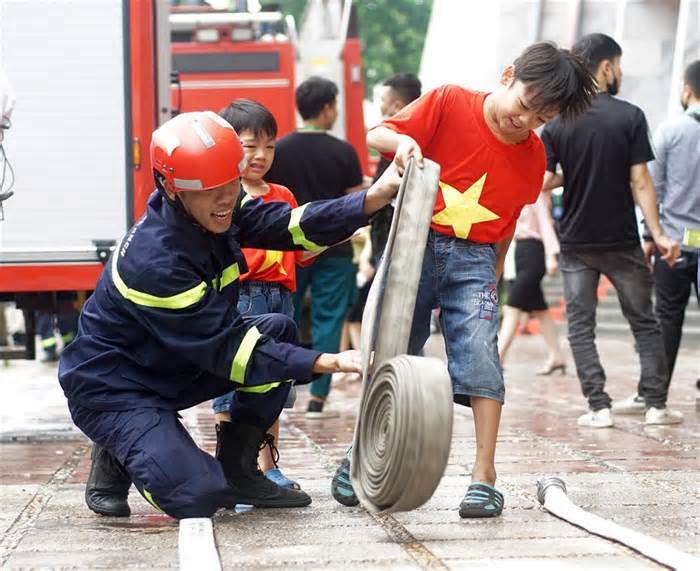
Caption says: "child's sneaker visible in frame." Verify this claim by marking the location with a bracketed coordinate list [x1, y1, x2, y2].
[644, 407, 683, 425]
[264, 468, 300, 490]
[305, 399, 340, 420]
[612, 393, 646, 414]
[577, 408, 613, 428]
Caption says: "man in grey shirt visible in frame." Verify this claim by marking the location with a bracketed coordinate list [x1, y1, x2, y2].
[616, 60, 700, 413]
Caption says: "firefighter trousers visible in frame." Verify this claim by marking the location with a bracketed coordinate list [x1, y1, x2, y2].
[68, 313, 295, 519]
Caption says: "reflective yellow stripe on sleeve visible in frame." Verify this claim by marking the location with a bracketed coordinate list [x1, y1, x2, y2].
[219, 262, 240, 290]
[111, 253, 207, 309]
[230, 326, 262, 383]
[288, 204, 325, 252]
[237, 381, 282, 394]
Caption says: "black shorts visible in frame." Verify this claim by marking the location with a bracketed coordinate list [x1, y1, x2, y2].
[507, 238, 548, 312]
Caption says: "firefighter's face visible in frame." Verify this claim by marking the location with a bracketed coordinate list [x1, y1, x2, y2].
[175, 179, 241, 234]
[495, 70, 559, 135]
[239, 130, 275, 183]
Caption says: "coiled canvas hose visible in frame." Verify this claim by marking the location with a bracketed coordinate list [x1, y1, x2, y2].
[350, 158, 453, 514]
[538, 477, 699, 570]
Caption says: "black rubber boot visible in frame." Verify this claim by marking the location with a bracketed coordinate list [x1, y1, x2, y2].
[85, 445, 131, 517]
[216, 421, 311, 508]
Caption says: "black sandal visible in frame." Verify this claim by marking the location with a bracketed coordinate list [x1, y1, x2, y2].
[459, 482, 504, 518]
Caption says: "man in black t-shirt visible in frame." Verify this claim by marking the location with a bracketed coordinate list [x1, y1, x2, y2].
[266, 76, 364, 419]
[541, 33, 682, 427]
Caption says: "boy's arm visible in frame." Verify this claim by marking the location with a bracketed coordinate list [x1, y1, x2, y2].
[367, 127, 424, 171]
[237, 164, 401, 251]
[495, 232, 514, 282]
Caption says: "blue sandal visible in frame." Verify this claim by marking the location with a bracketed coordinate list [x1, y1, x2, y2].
[459, 482, 504, 518]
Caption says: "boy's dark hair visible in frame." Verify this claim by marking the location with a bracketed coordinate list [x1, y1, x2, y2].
[513, 41, 596, 121]
[295, 76, 338, 120]
[684, 60, 700, 98]
[219, 98, 277, 138]
[383, 73, 422, 105]
[572, 33, 622, 74]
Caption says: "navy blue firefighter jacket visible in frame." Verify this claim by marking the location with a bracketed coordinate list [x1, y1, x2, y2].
[58, 188, 370, 411]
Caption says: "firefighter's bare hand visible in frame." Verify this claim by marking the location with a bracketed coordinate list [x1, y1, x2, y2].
[363, 161, 402, 215]
[313, 351, 362, 374]
[395, 134, 423, 173]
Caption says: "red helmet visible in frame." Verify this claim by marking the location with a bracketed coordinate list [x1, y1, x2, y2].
[150, 111, 246, 192]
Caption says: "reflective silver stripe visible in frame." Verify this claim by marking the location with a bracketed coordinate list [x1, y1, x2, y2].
[191, 119, 215, 148]
[173, 178, 204, 190]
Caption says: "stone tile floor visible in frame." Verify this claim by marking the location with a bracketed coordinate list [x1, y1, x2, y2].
[1, 333, 698, 569]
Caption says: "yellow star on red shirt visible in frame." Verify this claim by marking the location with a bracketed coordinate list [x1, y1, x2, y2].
[258, 250, 288, 275]
[431, 174, 500, 239]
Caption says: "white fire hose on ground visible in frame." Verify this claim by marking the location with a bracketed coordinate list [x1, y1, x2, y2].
[537, 477, 699, 570]
[351, 158, 454, 513]
[179, 518, 221, 571]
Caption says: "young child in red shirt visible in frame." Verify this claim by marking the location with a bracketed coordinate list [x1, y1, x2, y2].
[332, 42, 596, 517]
[213, 99, 315, 491]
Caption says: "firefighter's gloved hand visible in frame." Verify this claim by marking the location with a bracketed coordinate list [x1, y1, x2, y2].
[363, 161, 402, 216]
[312, 350, 362, 376]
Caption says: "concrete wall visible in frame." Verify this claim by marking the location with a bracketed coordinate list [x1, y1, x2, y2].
[420, 0, 699, 131]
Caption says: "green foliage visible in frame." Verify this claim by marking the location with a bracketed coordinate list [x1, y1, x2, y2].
[264, 0, 433, 97]
[356, 0, 432, 96]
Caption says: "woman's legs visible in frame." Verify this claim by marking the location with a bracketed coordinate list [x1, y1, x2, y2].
[497, 304, 522, 364]
[532, 309, 565, 369]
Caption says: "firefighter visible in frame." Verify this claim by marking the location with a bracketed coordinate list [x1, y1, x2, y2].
[58, 111, 400, 519]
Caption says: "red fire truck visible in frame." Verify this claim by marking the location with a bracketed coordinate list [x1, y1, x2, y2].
[170, 0, 369, 172]
[0, 0, 171, 358]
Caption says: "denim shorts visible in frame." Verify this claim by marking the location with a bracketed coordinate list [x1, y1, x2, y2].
[212, 280, 297, 414]
[407, 230, 504, 406]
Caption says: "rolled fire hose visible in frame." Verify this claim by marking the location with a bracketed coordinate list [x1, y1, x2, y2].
[537, 477, 699, 570]
[350, 158, 454, 514]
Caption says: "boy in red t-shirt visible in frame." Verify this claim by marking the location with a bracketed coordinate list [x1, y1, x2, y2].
[331, 42, 596, 517]
[214, 99, 316, 491]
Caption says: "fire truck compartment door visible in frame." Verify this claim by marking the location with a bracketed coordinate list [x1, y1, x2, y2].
[0, 0, 130, 264]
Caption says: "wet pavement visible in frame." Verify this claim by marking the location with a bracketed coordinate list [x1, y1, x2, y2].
[1, 330, 698, 569]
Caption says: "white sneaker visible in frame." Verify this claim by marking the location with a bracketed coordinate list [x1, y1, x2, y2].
[577, 408, 614, 428]
[612, 393, 646, 415]
[645, 407, 683, 425]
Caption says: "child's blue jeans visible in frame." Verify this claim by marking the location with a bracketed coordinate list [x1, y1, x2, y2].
[212, 280, 297, 414]
[408, 230, 504, 406]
